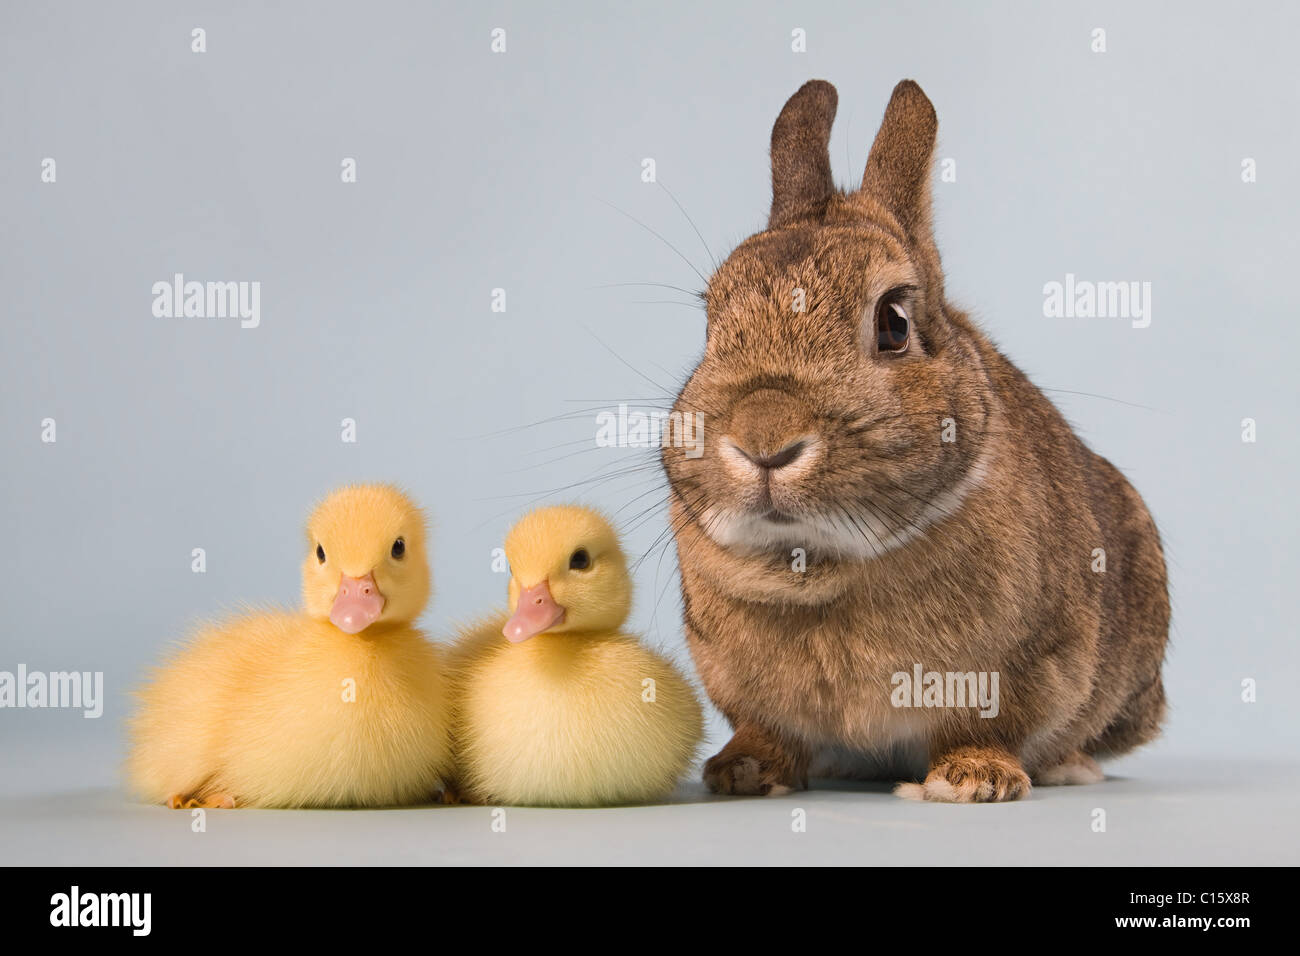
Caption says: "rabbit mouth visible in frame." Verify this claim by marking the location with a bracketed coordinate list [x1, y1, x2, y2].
[708, 502, 918, 560]
[699, 448, 995, 561]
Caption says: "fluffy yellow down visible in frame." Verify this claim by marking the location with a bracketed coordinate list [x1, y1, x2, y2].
[452, 506, 703, 806]
[126, 485, 453, 808]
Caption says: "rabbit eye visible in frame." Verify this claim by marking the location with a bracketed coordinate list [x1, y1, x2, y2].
[569, 548, 591, 571]
[316, 544, 326, 564]
[391, 537, 405, 559]
[877, 301, 910, 354]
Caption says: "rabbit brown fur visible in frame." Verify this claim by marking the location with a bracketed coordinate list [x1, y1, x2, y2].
[661, 79, 1169, 803]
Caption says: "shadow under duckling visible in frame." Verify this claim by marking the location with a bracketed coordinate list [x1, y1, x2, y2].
[126, 484, 454, 809]
[450, 506, 704, 807]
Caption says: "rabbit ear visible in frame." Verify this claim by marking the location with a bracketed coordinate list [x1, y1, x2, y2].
[861, 80, 937, 239]
[769, 80, 838, 229]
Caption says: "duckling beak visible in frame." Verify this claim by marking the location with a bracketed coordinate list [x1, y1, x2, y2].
[503, 580, 565, 643]
[330, 573, 385, 634]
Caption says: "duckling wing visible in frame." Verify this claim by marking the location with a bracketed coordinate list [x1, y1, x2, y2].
[125, 611, 300, 804]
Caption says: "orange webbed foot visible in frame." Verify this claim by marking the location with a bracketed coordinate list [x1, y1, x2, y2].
[164, 791, 236, 809]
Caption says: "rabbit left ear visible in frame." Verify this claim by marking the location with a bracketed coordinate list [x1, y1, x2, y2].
[861, 80, 937, 241]
[768, 80, 838, 229]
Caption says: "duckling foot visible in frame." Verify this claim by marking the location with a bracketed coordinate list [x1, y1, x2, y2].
[165, 792, 236, 809]
[703, 724, 808, 796]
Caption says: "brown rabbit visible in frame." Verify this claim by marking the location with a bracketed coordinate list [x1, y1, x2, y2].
[661, 79, 1169, 802]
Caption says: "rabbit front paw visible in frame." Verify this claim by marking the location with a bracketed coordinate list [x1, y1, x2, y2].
[895, 746, 1031, 803]
[703, 726, 806, 796]
[704, 752, 795, 796]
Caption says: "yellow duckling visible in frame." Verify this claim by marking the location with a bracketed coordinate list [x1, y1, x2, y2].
[451, 506, 703, 806]
[127, 484, 453, 809]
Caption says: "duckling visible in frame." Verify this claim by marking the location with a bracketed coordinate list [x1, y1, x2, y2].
[127, 484, 453, 809]
[451, 505, 703, 806]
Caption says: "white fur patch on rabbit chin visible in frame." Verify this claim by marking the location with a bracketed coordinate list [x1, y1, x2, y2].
[704, 451, 991, 561]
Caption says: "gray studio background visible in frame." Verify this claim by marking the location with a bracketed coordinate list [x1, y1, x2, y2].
[2, 1, 1297, 863]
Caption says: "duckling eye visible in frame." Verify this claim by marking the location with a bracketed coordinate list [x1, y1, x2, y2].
[569, 548, 590, 571]
[316, 544, 326, 564]
[391, 537, 405, 559]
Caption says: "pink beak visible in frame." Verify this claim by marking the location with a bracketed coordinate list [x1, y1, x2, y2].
[503, 580, 565, 643]
[330, 573, 385, 634]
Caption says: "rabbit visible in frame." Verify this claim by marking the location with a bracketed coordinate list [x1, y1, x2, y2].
[660, 79, 1170, 802]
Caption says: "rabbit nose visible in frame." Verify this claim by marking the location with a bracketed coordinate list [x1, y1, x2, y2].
[725, 388, 817, 475]
[736, 439, 807, 471]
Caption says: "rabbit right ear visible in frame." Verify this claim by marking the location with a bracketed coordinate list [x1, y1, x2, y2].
[768, 80, 838, 229]
[860, 80, 937, 242]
